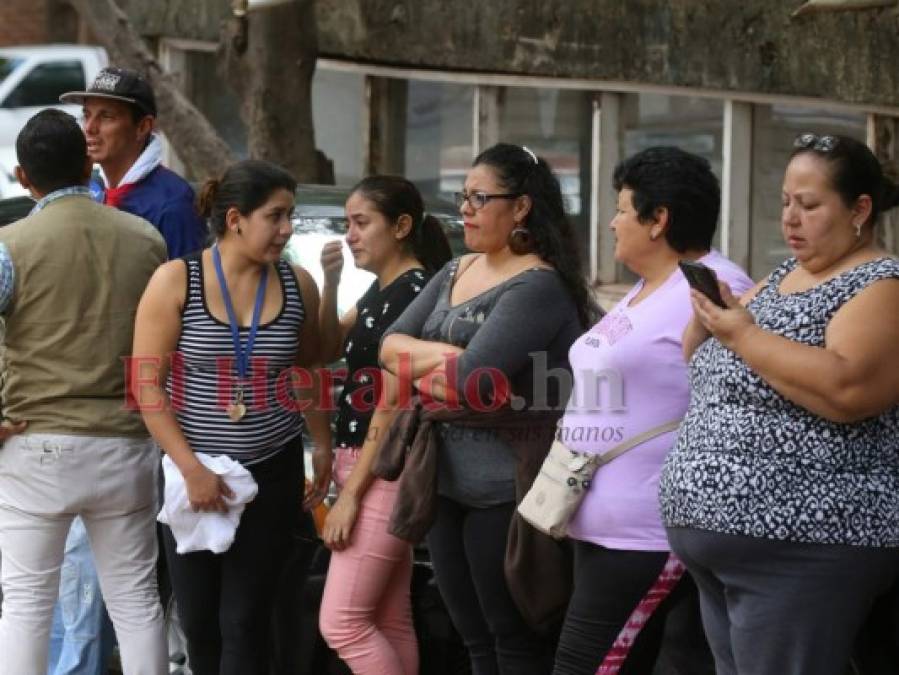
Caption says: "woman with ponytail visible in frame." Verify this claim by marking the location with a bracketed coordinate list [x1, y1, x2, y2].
[317, 175, 451, 674]
[132, 159, 332, 675]
[379, 144, 597, 674]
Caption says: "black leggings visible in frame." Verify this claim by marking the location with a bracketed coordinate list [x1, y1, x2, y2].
[162, 442, 303, 675]
[426, 497, 553, 675]
[552, 540, 707, 675]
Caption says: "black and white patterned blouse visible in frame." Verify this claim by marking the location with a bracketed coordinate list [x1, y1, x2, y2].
[660, 257, 899, 547]
[334, 268, 429, 449]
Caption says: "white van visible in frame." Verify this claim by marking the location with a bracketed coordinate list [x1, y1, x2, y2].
[0, 44, 108, 196]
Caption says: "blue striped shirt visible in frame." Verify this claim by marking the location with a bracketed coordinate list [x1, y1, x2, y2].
[0, 243, 13, 314]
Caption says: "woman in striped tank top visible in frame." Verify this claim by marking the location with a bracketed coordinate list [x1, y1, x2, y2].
[132, 159, 333, 675]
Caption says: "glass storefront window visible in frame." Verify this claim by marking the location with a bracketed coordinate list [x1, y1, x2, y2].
[624, 94, 724, 179]
[312, 69, 365, 186]
[499, 87, 590, 217]
[404, 81, 475, 201]
[750, 104, 866, 278]
[499, 87, 592, 251]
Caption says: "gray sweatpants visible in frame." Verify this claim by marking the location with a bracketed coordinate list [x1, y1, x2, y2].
[666, 527, 899, 675]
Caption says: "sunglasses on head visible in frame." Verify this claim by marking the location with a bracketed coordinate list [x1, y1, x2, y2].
[793, 133, 839, 153]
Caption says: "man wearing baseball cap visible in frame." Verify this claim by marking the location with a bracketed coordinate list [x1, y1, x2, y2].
[60, 66, 207, 258]
[45, 67, 206, 675]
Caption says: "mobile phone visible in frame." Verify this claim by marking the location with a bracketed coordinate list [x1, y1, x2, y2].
[678, 260, 726, 308]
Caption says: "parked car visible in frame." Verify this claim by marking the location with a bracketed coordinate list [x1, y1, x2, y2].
[0, 194, 30, 225]
[0, 44, 108, 197]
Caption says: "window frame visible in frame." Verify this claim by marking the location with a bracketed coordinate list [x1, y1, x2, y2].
[157, 38, 899, 299]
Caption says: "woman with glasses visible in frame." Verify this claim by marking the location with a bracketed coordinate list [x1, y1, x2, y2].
[380, 143, 598, 675]
[317, 175, 452, 674]
[660, 134, 899, 675]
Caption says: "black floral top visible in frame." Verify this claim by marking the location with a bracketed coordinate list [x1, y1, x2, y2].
[660, 257, 899, 547]
[334, 268, 429, 449]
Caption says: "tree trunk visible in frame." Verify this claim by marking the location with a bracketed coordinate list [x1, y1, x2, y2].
[67, 0, 236, 180]
[221, 0, 326, 183]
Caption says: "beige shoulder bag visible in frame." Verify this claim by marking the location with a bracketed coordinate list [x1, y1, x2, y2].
[517, 420, 681, 539]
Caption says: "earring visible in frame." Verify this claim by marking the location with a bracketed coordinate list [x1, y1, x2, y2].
[854, 221, 862, 238]
[508, 225, 535, 255]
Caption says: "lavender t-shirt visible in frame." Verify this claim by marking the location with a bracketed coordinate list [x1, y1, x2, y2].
[561, 251, 753, 551]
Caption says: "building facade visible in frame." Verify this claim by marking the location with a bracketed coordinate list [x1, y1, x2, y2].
[6, 0, 899, 298]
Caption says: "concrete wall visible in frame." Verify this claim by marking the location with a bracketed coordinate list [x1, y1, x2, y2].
[125, 0, 899, 110]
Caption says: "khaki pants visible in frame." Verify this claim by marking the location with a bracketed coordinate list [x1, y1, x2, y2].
[0, 433, 167, 675]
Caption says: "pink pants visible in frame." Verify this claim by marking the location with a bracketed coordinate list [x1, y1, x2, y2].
[319, 447, 418, 674]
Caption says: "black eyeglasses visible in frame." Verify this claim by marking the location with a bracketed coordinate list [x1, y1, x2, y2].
[454, 191, 521, 211]
[793, 133, 839, 153]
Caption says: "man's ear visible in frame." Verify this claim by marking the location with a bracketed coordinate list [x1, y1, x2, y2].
[14, 165, 30, 192]
[15, 165, 43, 200]
[136, 115, 155, 143]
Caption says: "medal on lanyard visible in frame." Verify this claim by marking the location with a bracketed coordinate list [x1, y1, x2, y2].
[212, 244, 268, 422]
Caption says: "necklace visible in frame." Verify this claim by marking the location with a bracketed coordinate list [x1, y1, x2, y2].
[211, 245, 269, 422]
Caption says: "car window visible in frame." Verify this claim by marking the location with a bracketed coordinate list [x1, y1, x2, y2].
[0, 196, 34, 226]
[3, 60, 85, 108]
[0, 57, 23, 87]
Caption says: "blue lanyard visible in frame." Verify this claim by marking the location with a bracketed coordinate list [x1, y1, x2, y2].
[211, 245, 269, 380]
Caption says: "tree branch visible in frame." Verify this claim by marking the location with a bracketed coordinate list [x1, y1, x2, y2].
[220, 0, 323, 182]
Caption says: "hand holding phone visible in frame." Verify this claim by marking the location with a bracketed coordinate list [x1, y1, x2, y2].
[678, 260, 727, 308]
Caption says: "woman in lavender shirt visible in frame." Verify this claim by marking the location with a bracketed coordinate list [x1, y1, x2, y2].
[551, 147, 753, 675]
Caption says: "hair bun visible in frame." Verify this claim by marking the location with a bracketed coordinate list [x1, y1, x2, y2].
[196, 177, 221, 219]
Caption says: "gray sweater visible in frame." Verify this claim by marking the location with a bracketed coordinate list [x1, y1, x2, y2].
[382, 257, 582, 507]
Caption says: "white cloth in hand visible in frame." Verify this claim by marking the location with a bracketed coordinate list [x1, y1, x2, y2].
[157, 453, 258, 554]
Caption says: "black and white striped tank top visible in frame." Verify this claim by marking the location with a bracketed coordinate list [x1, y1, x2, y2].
[167, 254, 305, 465]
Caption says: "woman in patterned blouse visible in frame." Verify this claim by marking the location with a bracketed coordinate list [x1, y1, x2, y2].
[660, 134, 899, 675]
[317, 175, 451, 674]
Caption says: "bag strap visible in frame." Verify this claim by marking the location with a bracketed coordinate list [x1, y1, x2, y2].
[595, 419, 680, 467]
